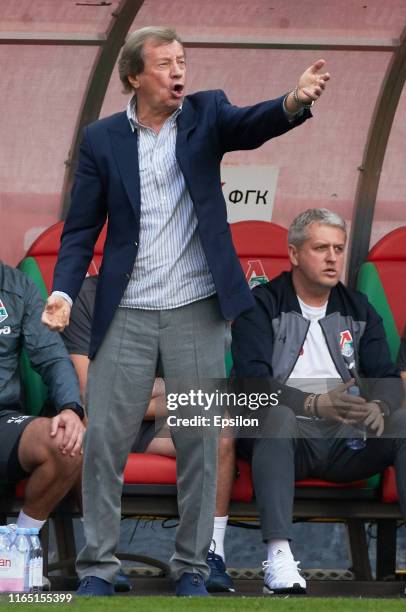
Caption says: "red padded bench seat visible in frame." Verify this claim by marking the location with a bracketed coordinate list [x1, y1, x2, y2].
[123, 454, 372, 503]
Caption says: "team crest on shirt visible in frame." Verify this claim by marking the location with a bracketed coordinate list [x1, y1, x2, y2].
[245, 260, 269, 289]
[0, 300, 8, 323]
[340, 330, 354, 357]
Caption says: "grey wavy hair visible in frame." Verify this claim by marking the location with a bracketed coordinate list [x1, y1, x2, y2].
[288, 208, 347, 246]
[118, 26, 182, 93]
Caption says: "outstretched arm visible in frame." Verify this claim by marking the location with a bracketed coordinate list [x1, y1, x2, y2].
[216, 59, 329, 153]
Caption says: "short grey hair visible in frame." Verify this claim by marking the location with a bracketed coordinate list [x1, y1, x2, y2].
[288, 208, 347, 246]
[118, 26, 182, 93]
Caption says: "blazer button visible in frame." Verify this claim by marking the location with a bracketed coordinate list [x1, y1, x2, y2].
[125, 273, 130, 279]
[134, 241, 138, 247]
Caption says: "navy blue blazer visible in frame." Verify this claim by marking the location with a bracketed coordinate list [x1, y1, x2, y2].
[53, 89, 311, 358]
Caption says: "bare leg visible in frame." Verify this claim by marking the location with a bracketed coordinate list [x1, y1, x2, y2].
[72, 470, 83, 516]
[18, 418, 82, 520]
[215, 435, 235, 516]
[145, 428, 176, 457]
[146, 432, 235, 514]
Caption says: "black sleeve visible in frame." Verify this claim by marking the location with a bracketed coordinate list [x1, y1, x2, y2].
[61, 276, 97, 356]
[22, 278, 82, 412]
[397, 328, 406, 371]
[231, 291, 307, 415]
[359, 302, 403, 412]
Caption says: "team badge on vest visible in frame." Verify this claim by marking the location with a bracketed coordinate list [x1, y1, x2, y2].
[246, 260, 269, 289]
[0, 300, 8, 323]
[340, 330, 354, 358]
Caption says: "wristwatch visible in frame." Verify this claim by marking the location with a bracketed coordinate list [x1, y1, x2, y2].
[60, 402, 85, 420]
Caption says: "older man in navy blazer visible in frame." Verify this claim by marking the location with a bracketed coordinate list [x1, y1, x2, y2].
[42, 26, 329, 596]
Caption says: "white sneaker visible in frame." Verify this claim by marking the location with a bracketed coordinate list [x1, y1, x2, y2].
[262, 550, 306, 594]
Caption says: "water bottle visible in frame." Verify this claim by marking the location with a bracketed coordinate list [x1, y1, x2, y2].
[0, 526, 12, 592]
[5, 527, 24, 592]
[27, 530, 34, 592]
[345, 385, 367, 450]
[14, 528, 31, 592]
[28, 528, 43, 593]
[6, 524, 17, 546]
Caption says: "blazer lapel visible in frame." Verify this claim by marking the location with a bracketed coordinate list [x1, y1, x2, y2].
[109, 117, 141, 215]
[176, 97, 198, 170]
[107, 101, 196, 212]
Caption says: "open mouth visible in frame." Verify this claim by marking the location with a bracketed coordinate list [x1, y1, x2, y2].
[173, 84, 184, 95]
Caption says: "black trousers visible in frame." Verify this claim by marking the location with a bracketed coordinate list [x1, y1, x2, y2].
[237, 407, 406, 542]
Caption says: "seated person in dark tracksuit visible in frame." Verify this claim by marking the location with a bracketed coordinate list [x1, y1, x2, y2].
[0, 261, 84, 537]
[232, 208, 405, 595]
[61, 275, 236, 592]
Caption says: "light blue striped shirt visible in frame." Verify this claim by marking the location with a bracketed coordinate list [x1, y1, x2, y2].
[120, 97, 216, 310]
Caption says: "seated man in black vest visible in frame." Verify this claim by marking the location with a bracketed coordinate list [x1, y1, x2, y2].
[232, 208, 404, 594]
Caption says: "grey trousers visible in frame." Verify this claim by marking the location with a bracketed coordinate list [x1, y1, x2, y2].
[76, 296, 228, 582]
[238, 406, 406, 542]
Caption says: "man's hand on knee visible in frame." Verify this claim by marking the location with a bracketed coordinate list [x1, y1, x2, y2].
[50, 409, 85, 457]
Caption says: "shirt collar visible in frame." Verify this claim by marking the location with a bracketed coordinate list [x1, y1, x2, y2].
[126, 95, 182, 132]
